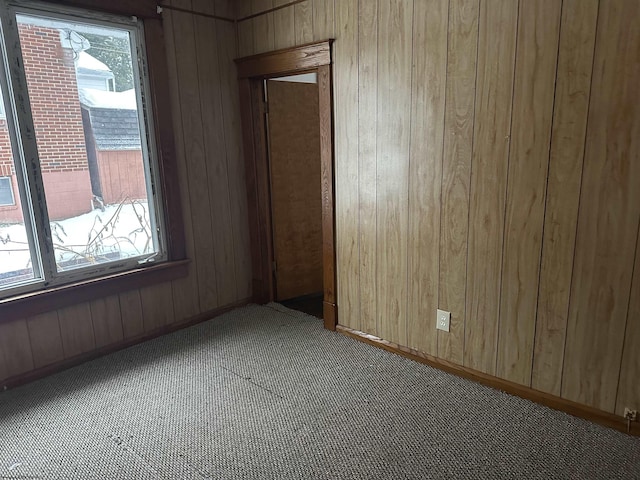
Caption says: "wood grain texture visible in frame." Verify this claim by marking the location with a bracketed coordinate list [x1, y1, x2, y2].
[616, 229, 640, 415]
[312, 0, 334, 41]
[26, 312, 64, 368]
[562, 0, 640, 412]
[267, 80, 323, 300]
[57, 303, 95, 358]
[140, 283, 175, 331]
[496, 0, 561, 386]
[119, 289, 144, 339]
[376, 0, 412, 346]
[194, 2, 239, 306]
[318, 64, 336, 309]
[237, 2, 255, 57]
[252, 0, 275, 54]
[333, 0, 359, 330]
[406, 0, 447, 356]
[90, 295, 124, 349]
[464, 0, 517, 375]
[294, 0, 313, 45]
[0, 320, 34, 377]
[531, 0, 598, 396]
[437, 0, 478, 365]
[274, 0, 296, 49]
[216, 19, 253, 300]
[357, 0, 378, 335]
[164, 0, 201, 321]
[171, 5, 220, 313]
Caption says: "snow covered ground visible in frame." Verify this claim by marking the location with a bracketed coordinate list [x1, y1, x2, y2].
[0, 202, 154, 276]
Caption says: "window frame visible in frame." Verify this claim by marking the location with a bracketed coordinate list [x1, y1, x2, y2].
[0, 0, 187, 322]
[0, 176, 14, 205]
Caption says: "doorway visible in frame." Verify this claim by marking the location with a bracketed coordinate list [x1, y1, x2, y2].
[235, 41, 337, 330]
[266, 75, 323, 317]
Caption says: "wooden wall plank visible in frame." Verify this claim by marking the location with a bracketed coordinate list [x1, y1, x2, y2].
[406, 0, 447, 356]
[294, 0, 313, 45]
[26, 312, 64, 369]
[437, 0, 478, 364]
[274, 0, 296, 49]
[165, 0, 201, 320]
[216, 19, 253, 300]
[237, 2, 255, 57]
[140, 283, 175, 332]
[464, 0, 517, 375]
[376, 0, 412, 346]
[616, 229, 640, 415]
[90, 295, 124, 349]
[0, 320, 34, 378]
[334, 0, 359, 329]
[562, 0, 640, 412]
[357, 0, 378, 336]
[531, 0, 598, 396]
[496, 0, 561, 386]
[312, 0, 334, 41]
[171, 4, 220, 312]
[58, 303, 95, 358]
[120, 290, 145, 339]
[194, 1, 239, 306]
[252, 0, 275, 54]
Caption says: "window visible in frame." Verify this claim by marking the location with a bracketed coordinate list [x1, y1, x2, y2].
[0, 176, 13, 205]
[0, 1, 167, 298]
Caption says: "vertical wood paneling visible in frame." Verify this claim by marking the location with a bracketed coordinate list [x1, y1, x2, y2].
[141, 283, 175, 332]
[294, 0, 313, 45]
[237, 2, 255, 57]
[313, 0, 334, 41]
[252, 0, 275, 54]
[165, 0, 201, 321]
[217, 19, 253, 300]
[562, 0, 640, 412]
[171, 4, 220, 313]
[194, 0, 239, 306]
[616, 231, 640, 415]
[274, 0, 296, 49]
[496, 0, 561, 386]
[120, 290, 144, 339]
[26, 312, 64, 368]
[357, 0, 378, 335]
[58, 303, 95, 358]
[531, 0, 598, 396]
[437, 0, 478, 364]
[376, 0, 412, 346]
[0, 320, 34, 377]
[407, 0, 447, 356]
[90, 295, 124, 349]
[464, 0, 518, 375]
[334, 0, 359, 329]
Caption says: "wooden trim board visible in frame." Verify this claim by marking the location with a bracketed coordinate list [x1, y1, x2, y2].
[235, 41, 337, 330]
[337, 325, 639, 437]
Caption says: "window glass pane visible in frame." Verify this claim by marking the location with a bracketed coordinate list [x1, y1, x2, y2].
[0, 91, 37, 288]
[16, 14, 159, 272]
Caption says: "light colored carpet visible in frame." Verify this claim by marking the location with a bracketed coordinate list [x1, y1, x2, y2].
[0, 303, 638, 479]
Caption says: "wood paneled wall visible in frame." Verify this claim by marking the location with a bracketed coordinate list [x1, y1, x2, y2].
[237, 0, 640, 416]
[0, 0, 251, 386]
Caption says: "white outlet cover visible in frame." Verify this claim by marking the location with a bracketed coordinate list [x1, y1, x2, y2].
[436, 309, 451, 332]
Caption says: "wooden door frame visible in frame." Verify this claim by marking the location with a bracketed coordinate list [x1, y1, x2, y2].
[235, 41, 337, 330]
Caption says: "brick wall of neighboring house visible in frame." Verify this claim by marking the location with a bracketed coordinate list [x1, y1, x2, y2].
[0, 23, 92, 223]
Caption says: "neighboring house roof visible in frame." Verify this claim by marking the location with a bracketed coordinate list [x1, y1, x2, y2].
[76, 51, 113, 78]
[80, 88, 141, 150]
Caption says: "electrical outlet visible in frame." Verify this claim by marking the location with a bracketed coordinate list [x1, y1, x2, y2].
[436, 309, 450, 332]
[624, 408, 638, 422]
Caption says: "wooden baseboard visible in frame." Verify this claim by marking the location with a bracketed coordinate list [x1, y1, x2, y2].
[1, 299, 251, 392]
[336, 325, 639, 437]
